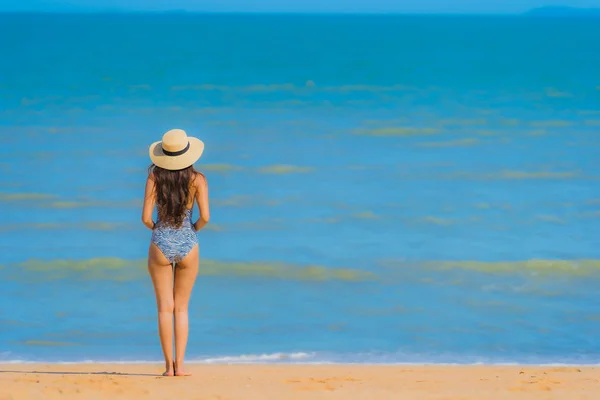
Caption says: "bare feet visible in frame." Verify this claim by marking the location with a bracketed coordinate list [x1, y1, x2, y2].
[161, 362, 174, 376]
[174, 362, 192, 376]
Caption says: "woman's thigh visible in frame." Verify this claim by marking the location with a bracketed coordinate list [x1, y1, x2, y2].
[173, 245, 199, 311]
[148, 243, 174, 310]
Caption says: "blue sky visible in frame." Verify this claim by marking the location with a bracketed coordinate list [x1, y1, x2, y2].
[2, 0, 600, 13]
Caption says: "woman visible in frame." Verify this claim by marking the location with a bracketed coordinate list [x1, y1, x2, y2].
[141, 128, 210, 377]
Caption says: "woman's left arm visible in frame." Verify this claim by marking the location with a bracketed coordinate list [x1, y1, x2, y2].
[141, 174, 156, 230]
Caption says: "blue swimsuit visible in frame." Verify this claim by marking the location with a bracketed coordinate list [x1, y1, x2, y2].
[151, 209, 198, 264]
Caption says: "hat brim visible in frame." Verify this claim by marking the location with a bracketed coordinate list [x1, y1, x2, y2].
[149, 137, 204, 170]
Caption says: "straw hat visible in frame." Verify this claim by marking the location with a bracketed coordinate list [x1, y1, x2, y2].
[149, 129, 204, 170]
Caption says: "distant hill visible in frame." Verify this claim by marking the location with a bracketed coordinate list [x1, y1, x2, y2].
[524, 6, 600, 17]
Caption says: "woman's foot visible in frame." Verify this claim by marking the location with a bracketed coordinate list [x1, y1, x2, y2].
[161, 361, 175, 376]
[174, 361, 192, 376]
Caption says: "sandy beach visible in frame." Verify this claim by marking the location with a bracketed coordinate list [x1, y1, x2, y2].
[0, 364, 598, 400]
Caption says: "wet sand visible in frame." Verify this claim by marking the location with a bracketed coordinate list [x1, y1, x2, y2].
[0, 364, 598, 399]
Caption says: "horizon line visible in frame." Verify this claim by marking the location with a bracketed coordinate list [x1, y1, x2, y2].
[1, 8, 599, 17]
[0, 10, 558, 16]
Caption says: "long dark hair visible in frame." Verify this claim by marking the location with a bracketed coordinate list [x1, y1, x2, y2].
[148, 164, 197, 228]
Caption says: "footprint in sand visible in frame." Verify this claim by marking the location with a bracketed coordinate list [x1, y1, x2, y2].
[285, 376, 362, 392]
[547, 367, 581, 373]
[511, 377, 559, 393]
[294, 385, 336, 392]
[509, 386, 552, 392]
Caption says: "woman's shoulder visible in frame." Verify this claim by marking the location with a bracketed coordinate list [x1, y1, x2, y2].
[192, 171, 207, 187]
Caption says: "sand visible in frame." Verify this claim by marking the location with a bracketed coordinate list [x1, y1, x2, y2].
[0, 364, 598, 399]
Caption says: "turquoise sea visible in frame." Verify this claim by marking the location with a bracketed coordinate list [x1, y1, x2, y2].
[1, 13, 600, 364]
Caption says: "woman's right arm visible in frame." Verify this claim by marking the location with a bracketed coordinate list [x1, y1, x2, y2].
[193, 173, 210, 231]
[141, 174, 156, 230]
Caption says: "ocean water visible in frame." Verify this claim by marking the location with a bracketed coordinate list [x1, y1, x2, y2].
[1, 13, 600, 364]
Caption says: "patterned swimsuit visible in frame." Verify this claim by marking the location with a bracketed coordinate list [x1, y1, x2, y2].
[151, 209, 198, 264]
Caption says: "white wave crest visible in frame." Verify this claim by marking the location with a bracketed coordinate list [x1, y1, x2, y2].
[192, 352, 317, 364]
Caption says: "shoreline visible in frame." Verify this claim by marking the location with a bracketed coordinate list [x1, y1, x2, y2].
[1, 363, 598, 399]
[2, 361, 599, 366]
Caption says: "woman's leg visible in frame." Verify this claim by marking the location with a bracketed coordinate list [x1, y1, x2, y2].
[147, 243, 175, 376]
[173, 244, 199, 376]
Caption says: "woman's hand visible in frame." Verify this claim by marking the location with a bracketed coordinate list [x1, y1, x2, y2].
[193, 219, 207, 232]
[143, 219, 155, 230]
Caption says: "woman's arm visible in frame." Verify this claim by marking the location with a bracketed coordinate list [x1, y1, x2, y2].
[193, 173, 210, 231]
[141, 174, 156, 230]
